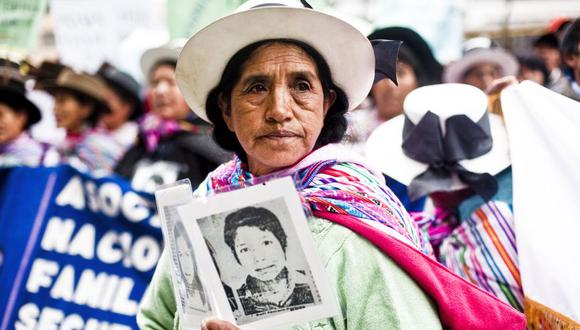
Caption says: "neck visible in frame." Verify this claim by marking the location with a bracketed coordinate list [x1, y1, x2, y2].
[67, 124, 87, 135]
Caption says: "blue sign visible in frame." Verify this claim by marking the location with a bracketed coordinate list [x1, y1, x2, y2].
[0, 165, 162, 330]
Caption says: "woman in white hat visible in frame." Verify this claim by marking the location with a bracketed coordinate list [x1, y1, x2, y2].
[114, 40, 231, 193]
[443, 37, 519, 92]
[366, 83, 523, 311]
[138, 2, 524, 329]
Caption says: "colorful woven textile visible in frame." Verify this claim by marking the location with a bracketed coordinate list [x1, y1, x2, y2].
[0, 133, 46, 167]
[58, 129, 124, 173]
[438, 200, 523, 310]
[201, 144, 431, 254]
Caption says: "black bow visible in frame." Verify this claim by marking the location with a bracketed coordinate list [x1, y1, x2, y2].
[371, 39, 402, 86]
[402, 111, 498, 201]
[300, 0, 313, 9]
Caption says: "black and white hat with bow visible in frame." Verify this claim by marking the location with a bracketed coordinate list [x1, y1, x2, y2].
[365, 83, 510, 201]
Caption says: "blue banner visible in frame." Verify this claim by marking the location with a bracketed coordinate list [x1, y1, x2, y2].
[0, 165, 162, 330]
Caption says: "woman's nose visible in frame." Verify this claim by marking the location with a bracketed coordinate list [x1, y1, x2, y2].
[153, 81, 170, 95]
[265, 87, 293, 123]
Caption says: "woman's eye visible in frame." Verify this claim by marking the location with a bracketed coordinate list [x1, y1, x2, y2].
[296, 81, 311, 91]
[263, 240, 273, 246]
[239, 247, 249, 254]
[248, 84, 267, 93]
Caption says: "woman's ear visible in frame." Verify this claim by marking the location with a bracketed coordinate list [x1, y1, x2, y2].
[323, 89, 337, 116]
[218, 93, 235, 132]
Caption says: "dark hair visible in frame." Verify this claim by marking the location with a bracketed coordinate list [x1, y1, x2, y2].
[223, 206, 287, 264]
[55, 88, 107, 127]
[205, 39, 349, 162]
[149, 59, 177, 80]
[105, 79, 142, 120]
[533, 33, 560, 50]
[0, 98, 32, 129]
[517, 55, 550, 86]
[561, 18, 580, 57]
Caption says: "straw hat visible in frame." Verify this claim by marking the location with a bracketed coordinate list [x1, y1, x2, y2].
[53, 69, 108, 107]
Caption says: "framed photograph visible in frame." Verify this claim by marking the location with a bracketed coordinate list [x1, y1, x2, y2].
[177, 177, 340, 330]
[155, 181, 215, 329]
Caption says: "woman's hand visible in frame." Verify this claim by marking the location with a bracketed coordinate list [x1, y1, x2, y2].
[201, 318, 240, 330]
[485, 75, 518, 95]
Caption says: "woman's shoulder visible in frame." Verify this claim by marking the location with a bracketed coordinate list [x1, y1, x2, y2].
[306, 215, 442, 329]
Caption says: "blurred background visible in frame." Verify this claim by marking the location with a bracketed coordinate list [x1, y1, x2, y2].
[2, 0, 579, 83]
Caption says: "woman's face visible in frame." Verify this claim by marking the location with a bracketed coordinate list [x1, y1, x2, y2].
[101, 87, 132, 130]
[149, 64, 190, 121]
[0, 102, 27, 144]
[371, 61, 418, 121]
[53, 91, 92, 133]
[176, 234, 195, 286]
[234, 226, 286, 282]
[517, 67, 545, 85]
[462, 63, 501, 92]
[221, 43, 335, 176]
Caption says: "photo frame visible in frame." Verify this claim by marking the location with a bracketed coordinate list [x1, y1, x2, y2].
[176, 176, 340, 330]
[155, 180, 217, 329]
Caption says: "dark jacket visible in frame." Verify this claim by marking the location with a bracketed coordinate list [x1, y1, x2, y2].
[114, 129, 231, 192]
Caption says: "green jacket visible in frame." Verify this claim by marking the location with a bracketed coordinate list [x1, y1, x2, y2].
[137, 216, 442, 330]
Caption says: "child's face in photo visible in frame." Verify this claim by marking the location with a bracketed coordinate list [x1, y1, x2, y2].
[234, 226, 286, 281]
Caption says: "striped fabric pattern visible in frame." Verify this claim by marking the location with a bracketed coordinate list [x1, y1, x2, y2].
[207, 156, 431, 255]
[438, 200, 523, 310]
[0, 133, 45, 167]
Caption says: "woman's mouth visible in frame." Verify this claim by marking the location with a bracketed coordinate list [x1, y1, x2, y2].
[255, 265, 276, 273]
[261, 130, 298, 139]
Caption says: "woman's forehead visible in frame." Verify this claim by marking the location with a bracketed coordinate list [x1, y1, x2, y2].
[235, 226, 274, 237]
[239, 43, 318, 75]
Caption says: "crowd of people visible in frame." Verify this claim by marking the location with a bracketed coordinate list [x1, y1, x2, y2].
[1, 0, 579, 329]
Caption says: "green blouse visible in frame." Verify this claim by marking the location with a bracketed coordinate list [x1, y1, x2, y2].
[137, 216, 442, 330]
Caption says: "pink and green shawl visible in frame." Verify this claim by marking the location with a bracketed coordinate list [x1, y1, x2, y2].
[197, 144, 525, 329]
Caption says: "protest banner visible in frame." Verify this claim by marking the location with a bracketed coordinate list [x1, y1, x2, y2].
[0, 165, 162, 330]
[51, 0, 165, 74]
[502, 81, 580, 327]
[0, 0, 47, 59]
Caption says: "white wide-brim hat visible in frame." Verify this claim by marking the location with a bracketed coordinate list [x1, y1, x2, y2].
[140, 38, 188, 79]
[176, 0, 375, 123]
[443, 48, 519, 84]
[365, 83, 510, 191]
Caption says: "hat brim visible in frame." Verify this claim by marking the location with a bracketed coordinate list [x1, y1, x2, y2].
[48, 85, 110, 114]
[140, 47, 180, 79]
[443, 49, 519, 83]
[176, 6, 374, 122]
[365, 113, 510, 190]
[0, 88, 41, 127]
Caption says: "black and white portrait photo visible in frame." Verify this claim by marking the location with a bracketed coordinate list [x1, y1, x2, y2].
[225, 206, 315, 315]
[173, 220, 211, 314]
[197, 198, 321, 325]
[176, 177, 340, 329]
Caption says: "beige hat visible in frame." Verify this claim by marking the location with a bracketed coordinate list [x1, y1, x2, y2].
[443, 38, 518, 84]
[176, 0, 375, 122]
[54, 69, 108, 106]
[140, 38, 187, 79]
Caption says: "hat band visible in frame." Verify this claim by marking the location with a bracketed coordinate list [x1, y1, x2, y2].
[401, 111, 498, 200]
